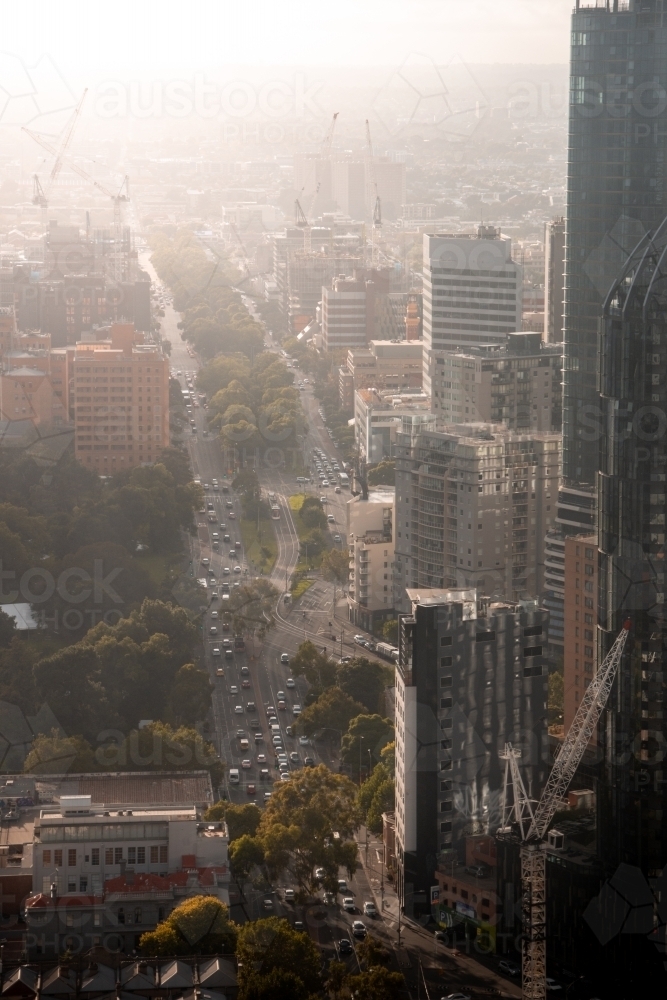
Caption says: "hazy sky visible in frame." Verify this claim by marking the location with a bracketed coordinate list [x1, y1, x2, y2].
[2, 0, 573, 77]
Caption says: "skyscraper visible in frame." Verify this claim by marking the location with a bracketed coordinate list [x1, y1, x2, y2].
[544, 217, 565, 343]
[563, 0, 667, 485]
[598, 224, 667, 871]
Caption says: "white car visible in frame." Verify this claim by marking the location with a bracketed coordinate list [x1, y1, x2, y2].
[286, 677, 295, 688]
[343, 897, 355, 912]
[223, 567, 231, 575]
[209, 626, 218, 635]
[230, 685, 238, 695]
[299, 735, 309, 746]
[354, 635, 366, 645]
[212, 647, 221, 656]
[277, 690, 286, 700]
[284, 888, 295, 901]
[292, 704, 301, 716]
[280, 772, 290, 781]
[235, 705, 244, 714]
[233, 565, 242, 574]
[280, 653, 289, 663]
[363, 901, 377, 917]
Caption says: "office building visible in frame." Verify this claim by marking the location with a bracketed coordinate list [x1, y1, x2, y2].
[321, 269, 399, 353]
[354, 388, 430, 464]
[405, 293, 422, 341]
[331, 158, 367, 219]
[422, 227, 522, 396]
[544, 217, 565, 343]
[562, 533, 598, 734]
[597, 226, 667, 872]
[563, 0, 667, 486]
[394, 589, 548, 918]
[72, 322, 170, 471]
[347, 487, 395, 631]
[393, 420, 560, 612]
[429, 332, 562, 433]
[339, 339, 423, 409]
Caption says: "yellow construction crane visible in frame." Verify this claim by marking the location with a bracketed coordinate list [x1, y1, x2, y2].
[499, 619, 632, 1000]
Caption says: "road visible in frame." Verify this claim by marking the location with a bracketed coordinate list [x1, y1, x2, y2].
[147, 265, 521, 1000]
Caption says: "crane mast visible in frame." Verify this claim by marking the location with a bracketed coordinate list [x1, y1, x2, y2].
[500, 619, 631, 1000]
[365, 119, 381, 266]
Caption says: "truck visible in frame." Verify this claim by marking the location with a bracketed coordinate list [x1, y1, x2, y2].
[375, 641, 399, 662]
[234, 635, 245, 652]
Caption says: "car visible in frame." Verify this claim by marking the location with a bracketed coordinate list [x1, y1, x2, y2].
[229, 549, 236, 558]
[499, 961, 520, 977]
[246, 784, 256, 796]
[352, 920, 367, 938]
[335, 487, 341, 493]
[283, 888, 295, 901]
[286, 677, 295, 688]
[322, 480, 330, 487]
[257, 753, 267, 763]
[289, 751, 300, 763]
[338, 938, 353, 955]
[315, 867, 326, 880]
[320, 496, 327, 503]
[354, 635, 366, 644]
[294, 920, 304, 930]
[229, 512, 236, 518]
[235, 705, 244, 714]
[327, 514, 335, 522]
[292, 704, 301, 716]
[209, 625, 218, 635]
[338, 879, 348, 892]
[223, 567, 231, 575]
[202, 557, 210, 566]
[260, 768, 270, 780]
[299, 735, 309, 746]
[464, 865, 489, 878]
[229, 768, 240, 784]
[266, 706, 276, 716]
[276, 752, 288, 761]
[215, 665, 224, 675]
[213, 647, 221, 657]
[546, 980, 562, 992]
[277, 690, 286, 700]
[223, 534, 230, 542]
[263, 791, 272, 801]
[242, 679, 251, 688]
[333, 534, 341, 542]
[363, 901, 377, 917]
[241, 759, 251, 769]
[278, 701, 286, 710]
[247, 701, 256, 712]
[230, 685, 239, 695]
[263, 898, 273, 909]
[280, 772, 290, 781]
[233, 565, 242, 574]
[278, 761, 289, 771]
[285, 725, 293, 737]
[272, 735, 283, 746]
[280, 653, 289, 663]
[343, 897, 355, 912]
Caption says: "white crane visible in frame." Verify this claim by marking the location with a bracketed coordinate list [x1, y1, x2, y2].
[499, 619, 632, 1000]
[365, 119, 381, 267]
[25, 89, 88, 231]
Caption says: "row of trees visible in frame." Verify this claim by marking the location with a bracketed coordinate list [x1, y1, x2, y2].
[150, 230, 265, 359]
[198, 351, 305, 452]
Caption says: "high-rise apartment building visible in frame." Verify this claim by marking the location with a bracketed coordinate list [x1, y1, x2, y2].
[394, 589, 548, 917]
[72, 323, 170, 472]
[429, 332, 562, 433]
[393, 420, 560, 612]
[544, 217, 565, 344]
[562, 533, 598, 734]
[563, 0, 667, 485]
[346, 488, 395, 632]
[422, 227, 522, 397]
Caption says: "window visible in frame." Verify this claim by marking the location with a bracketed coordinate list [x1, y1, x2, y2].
[67, 879, 76, 893]
[440, 697, 453, 709]
[134, 908, 142, 924]
[159, 845, 168, 864]
[80, 876, 88, 892]
[137, 847, 146, 865]
[54, 850, 63, 867]
[118, 908, 125, 924]
[523, 645, 542, 657]
[440, 718, 452, 729]
[43, 850, 51, 865]
[441, 675, 452, 687]
[441, 780, 452, 791]
[128, 847, 136, 864]
[92, 849, 99, 866]
[440, 636, 452, 646]
[440, 822, 452, 832]
[440, 800, 453, 812]
[114, 848, 123, 865]
[440, 656, 452, 667]
[105, 849, 113, 865]
[150, 846, 159, 864]
[476, 630, 496, 642]
[523, 625, 542, 637]
[68, 849, 77, 867]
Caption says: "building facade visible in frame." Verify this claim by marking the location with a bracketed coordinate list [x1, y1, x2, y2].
[346, 488, 395, 631]
[394, 590, 548, 918]
[562, 533, 598, 734]
[422, 227, 522, 396]
[393, 420, 560, 612]
[544, 217, 565, 344]
[354, 388, 430, 464]
[563, 0, 667, 485]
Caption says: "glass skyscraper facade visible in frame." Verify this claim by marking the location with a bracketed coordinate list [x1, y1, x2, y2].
[563, 0, 667, 486]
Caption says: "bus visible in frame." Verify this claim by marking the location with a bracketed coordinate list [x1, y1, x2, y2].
[339, 472, 349, 488]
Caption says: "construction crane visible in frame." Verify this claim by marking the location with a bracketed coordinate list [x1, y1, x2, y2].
[499, 619, 632, 1000]
[26, 88, 88, 230]
[365, 119, 381, 267]
[294, 198, 312, 253]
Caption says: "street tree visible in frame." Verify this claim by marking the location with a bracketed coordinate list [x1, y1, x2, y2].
[228, 579, 278, 638]
[341, 714, 395, 779]
[139, 895, 237, 955]
[203, 802, 261, 841]
[336, 657, 388, 714]
[236, 917, 322, 996]
[320, 547, 349, 585]
[345, 966, 404, 1000]
[290, 640, 337, 690]
[295, 687, 366, 739]
[229, 833, 266, 880]
[249, 764, 360, 892]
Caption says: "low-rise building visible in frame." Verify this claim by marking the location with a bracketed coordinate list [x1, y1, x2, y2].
[347, 488, 395, 631]
[354, 388, 430, 464]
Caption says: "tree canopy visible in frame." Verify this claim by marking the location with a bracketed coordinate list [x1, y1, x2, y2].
[236, 917, 322, 999]
[139, 895, 237, 956]
[295, 686, 366, 740]
[341, 714, 395, 779]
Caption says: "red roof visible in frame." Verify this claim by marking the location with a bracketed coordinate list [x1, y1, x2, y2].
[26, 893, 102, 909]
[25, 867, 228, 908]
